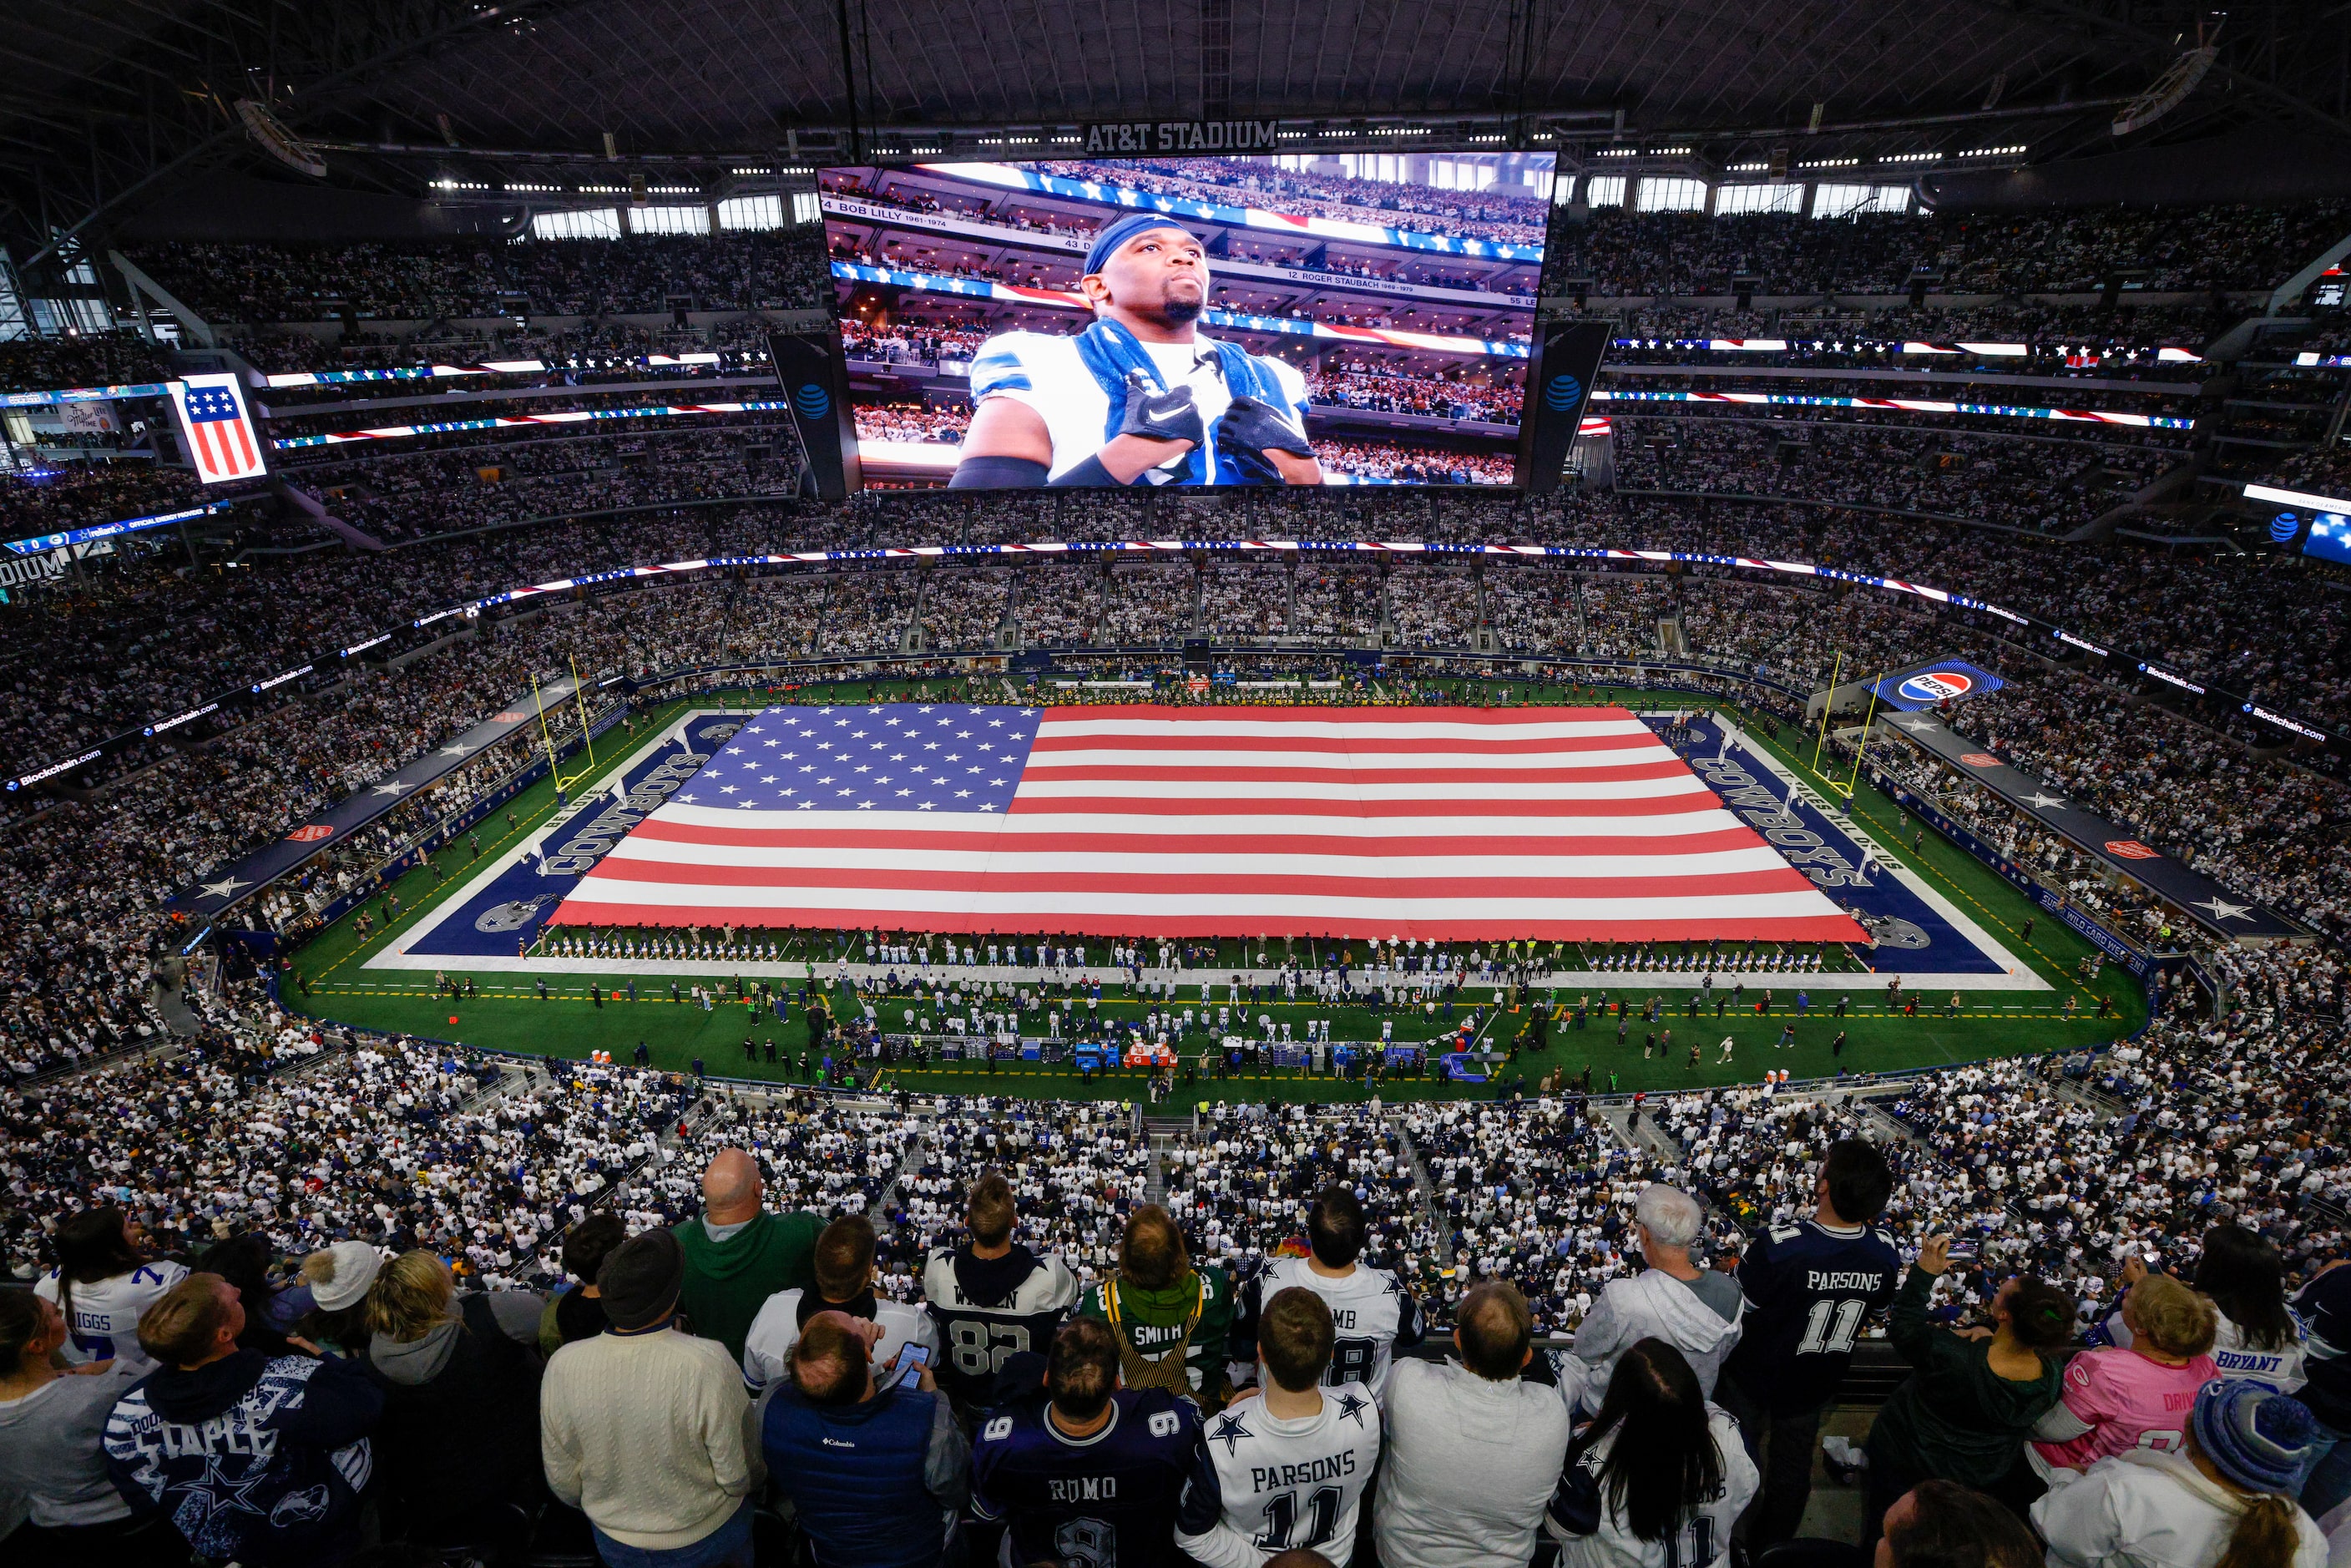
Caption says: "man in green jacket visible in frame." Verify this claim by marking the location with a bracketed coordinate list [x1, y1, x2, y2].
[1074, 1204, 1234, 1409]
[673, 1148, 826, 1362]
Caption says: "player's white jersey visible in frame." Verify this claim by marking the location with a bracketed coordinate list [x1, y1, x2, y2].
[1177, 1382, 1383, 1568]
[39, 1261, 189, 1369]
[968, 329, 1311, 485]
[1244, 1256, 1425, 1399]
[739, 1288, 941, 1395]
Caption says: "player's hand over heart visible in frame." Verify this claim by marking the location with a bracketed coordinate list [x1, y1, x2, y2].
[1117, 372, 1205, 448]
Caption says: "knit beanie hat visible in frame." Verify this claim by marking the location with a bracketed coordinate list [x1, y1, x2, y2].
[306, 1241, 383, 1313]
[598, 1228, 684, 1332]
[2192, 1378, 2318, 1495]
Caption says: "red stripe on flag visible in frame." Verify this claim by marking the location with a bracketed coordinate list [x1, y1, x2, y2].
[618, 820, 1769, 858]
[570, 862, 1823, 900]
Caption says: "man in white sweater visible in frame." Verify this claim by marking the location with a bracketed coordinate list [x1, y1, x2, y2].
[1559, 1185, 1743, 1417]
[1374, 1281, 1573, 1568]
[541, 1228, 766, 1567]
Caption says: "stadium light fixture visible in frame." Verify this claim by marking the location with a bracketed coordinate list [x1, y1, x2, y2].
[1959, 144, 2027, 157]
[1727, 160, 1769, 172]
[1880, 152, 1943, 164]
[1797, 157, 1859, 169]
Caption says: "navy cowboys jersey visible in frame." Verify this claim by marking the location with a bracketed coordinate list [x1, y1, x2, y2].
[1231, 1257, 1424, 1399]
[1721, 1217, 1901, 1413]
[970, 1386, 1201, 1568]
[923, 1243, 1081, 1405]
[1176, 1382, 1383, 1568]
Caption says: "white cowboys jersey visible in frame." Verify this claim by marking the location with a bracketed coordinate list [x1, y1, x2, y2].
[968, 330, 1311, 485]
[1244, 1256, 1424, 1399]
[1177, 1381, 1383, 1568]
[39, 1261, 189, 1370]
[740, 1289, 941, 1395]
[1546, 1405, 1758, 1568]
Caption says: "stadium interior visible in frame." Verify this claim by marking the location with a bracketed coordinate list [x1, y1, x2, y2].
[4, 3, 2351, 1566]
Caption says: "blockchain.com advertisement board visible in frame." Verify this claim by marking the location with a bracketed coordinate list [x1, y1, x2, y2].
[822, 150, 1553, 488]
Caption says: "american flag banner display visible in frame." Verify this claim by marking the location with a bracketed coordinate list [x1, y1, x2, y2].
[167, 373, 268, 484]
[552, 704, 1868, 942]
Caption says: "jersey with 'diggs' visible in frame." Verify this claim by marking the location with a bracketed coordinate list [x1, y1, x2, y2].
[1720, 1218, 1902, 1412]
[970, 1386, 1201, 1568]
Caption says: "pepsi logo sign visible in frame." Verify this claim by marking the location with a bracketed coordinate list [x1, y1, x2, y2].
[2104, 839, 2159, 860]
[1959, 753, 2000, 768]
[1898, 670, 1975, 702]
[285, 824, 334, 842]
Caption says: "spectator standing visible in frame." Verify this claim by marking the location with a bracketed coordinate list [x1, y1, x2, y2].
[102, 1272, 383, 1567]
[2095, 1229, 2308, 1388]
[1374, 1281, 1572, 1568]
[0, 1291, 181, 1567]
[672, 1147, 825, 1363]
[760, 1312, 969, 1568]
[742, 1214, 941, 1395]
[1863, 1236, 2075, 1548]
[1176, 1287, 1383, 1567]
[2035, 1379, 2326, 1568]
[1560, 1185, 1744, 1415]
[2291, 1260, 2351, 1513]
[969, 1317, 1201, 1568]
[2030, 1272, 2218, 1482]
[1544, 1338, 1757, 1568]
[1078, 1203, 1236, 1407]
[540, 1229, 765, 1568]
[922, 1171, 1080, 1410]
[541, 1213, 626, 1352]
[1231, 1186, 1424, 1399]
[1716, 1140, 1900, 1545]
[37, 1206, 188, 1369]
[361, 1251, 546, 1556]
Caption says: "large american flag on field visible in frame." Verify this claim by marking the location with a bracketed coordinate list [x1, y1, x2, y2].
[166, 374, 268, 484]
[551, 704, 1868, 941]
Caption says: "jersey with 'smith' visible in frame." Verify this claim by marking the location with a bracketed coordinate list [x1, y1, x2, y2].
[1720, 1218, 1901, 1412]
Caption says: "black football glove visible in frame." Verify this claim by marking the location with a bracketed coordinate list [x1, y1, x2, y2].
[1212, 393, 1314, 483]
[1116, 370, 1206, 448]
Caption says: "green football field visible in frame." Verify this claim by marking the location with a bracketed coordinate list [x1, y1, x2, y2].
[283, 677, 2148, 1105]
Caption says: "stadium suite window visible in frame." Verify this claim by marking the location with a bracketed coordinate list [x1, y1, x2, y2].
[634, 205, 710, 235]
[530, 209, 621, 240]
[718, 195, 784, 231]
[1636, 177, 1707, 213]
[1812, 183, 1912, 219]
[1583, 175, 1627, 208]
[1714, 183, 1804, 216]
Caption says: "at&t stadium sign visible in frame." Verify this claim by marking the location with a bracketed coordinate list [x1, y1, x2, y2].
[1083, 119, 1283, 154]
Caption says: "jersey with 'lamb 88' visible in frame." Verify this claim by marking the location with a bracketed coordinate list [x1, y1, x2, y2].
[970, 1386, 1200, 1568]
[1719, 1218, 1900, 1414]
[1231, 1257, 1424, 1399]
[1176, 1382, 1383, 1568]
[922, 1242, 1081, 1404]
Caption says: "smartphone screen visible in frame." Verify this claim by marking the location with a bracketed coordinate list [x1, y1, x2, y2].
[893, 1343, 931, 1388]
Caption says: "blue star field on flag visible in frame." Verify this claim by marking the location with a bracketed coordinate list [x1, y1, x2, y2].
[668, 704, 1044, 815]
[184, 385, 242, 422]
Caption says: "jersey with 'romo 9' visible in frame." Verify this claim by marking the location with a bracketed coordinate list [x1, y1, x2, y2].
[1231, 1257, 1425, 1399]
[923, 1243, 1081, 1404]
[970, 1386, 1201, 1568]
[1176, 1383, 1383, 1568]
[1720, 1218, 1901, 1414]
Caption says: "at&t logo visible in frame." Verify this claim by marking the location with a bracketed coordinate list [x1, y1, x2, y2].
[1542, 372, 1585, 412]
[791, 382, 832, 418]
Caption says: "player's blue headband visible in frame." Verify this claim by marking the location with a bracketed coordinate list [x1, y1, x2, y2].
[1084, 213, 1198, 277]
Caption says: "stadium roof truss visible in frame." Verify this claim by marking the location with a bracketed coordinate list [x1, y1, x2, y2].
[1, 0, 2348, 265]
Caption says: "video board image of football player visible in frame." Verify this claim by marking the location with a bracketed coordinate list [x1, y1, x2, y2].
[948, 211, 1322, 488]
